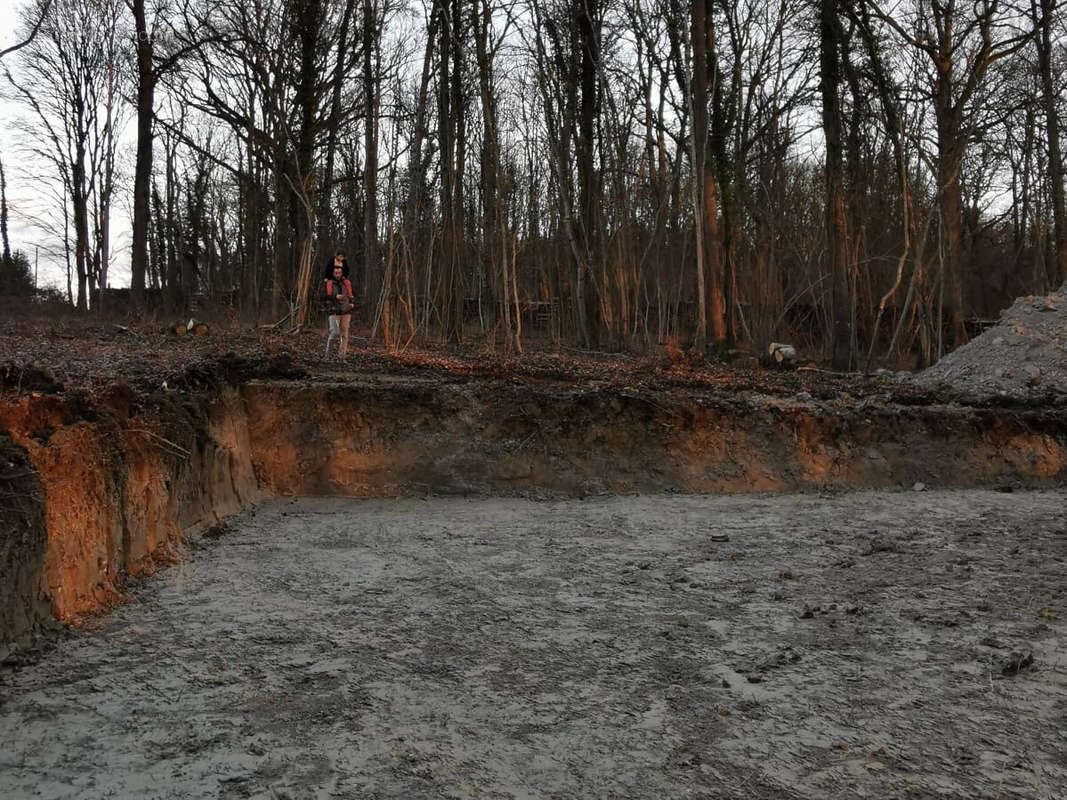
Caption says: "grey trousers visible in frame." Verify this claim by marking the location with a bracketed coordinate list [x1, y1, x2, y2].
[325, 314, 351, 358]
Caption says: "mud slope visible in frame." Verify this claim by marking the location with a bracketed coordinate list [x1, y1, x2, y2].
[0, 388, 260, 650]
[0, 431, 49, 659]
[245, 379, 1067, 496]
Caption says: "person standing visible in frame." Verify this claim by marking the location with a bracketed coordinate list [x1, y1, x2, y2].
[324, 250, 355, 359]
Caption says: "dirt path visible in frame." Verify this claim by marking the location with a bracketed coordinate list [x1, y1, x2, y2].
[2, 490, 1066, 799]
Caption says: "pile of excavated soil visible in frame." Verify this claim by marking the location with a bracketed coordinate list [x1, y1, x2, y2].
[916, 290, 1067, 401]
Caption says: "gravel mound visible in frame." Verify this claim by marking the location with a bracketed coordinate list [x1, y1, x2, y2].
[915, 290, 1067, 400]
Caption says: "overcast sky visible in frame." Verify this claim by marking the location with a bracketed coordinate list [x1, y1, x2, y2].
[1, 1, 133, 294]
[1, 6, 33, 274]
[0, 3, 19, 56]
[2, 2, 60, 290]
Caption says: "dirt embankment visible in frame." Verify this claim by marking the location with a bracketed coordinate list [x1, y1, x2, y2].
[0, 387, 260, 655]
[2, 366, 1067, 656]
[0, 431, 49, 656]
[245, 379, 1067, 497]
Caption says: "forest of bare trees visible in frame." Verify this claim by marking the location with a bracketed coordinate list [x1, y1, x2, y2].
[2, 0, 1066, 367]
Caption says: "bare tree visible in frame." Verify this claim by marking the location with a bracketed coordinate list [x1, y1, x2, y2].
[0, 0, 53, 60]
[6, 0, 128, 311]
[821, 0, 853, 368]
[867, 0, 1038, 350]
[1031, 0, 1067, 285]
[0, 157, 10, 265]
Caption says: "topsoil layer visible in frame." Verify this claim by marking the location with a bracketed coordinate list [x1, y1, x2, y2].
[0, 314, 980, 408]
[1, 490, 1065, 799]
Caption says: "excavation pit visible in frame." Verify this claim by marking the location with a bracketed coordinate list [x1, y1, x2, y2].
[2, 350, 1067, 798]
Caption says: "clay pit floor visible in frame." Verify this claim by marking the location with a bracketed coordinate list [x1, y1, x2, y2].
[2, 489, 1067, 800]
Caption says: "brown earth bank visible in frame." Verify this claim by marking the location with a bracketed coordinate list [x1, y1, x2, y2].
[1, 305, 1067, 654]
[1, 358, 1066, 656]
[245, 379, 1067, 498]
[0, 386, 261, 656]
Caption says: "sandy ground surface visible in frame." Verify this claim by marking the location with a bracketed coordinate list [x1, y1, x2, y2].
[2, 491, 1066, 800]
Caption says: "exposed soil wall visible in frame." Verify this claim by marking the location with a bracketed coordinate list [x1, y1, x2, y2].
[0, 431, 49, 660]
[3, 375, 1067, 654]
[244, 380, 1067, 497]
[0, 388, 260, 649]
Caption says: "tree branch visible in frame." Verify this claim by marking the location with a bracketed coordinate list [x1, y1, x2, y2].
[0, 0, 54, 60]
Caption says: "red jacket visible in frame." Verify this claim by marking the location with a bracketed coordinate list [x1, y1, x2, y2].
[325, 278, 354, 314]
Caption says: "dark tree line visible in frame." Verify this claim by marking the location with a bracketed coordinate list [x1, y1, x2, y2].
[0, 155, 35, 296]
[4, 0, 1067, 367]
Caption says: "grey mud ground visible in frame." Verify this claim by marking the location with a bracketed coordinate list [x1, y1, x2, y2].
[2, 490, 1067, 800]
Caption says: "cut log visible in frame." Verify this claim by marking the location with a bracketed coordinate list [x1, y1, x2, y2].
[192, 322, 209, 336]
[171, 323, 188, 336]
[768, 342, 797, 366]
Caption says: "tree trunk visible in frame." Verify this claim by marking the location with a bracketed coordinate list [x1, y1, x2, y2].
[450, 0, 467, 341]
[72, 140, 89, 311]
[436, 0, 466, 342]
[1036, 0, 1067, 285]
[96, 61, 118, 312]
[437, 0, 454, 339]
[363, 0, 379, 314]
[690, 0, 724, 350]
[474, 0, 499, 324]
[318, 0, 356, 241]
[293, 0, 322, 326]
[401, 4, 438, 335]
[820, 0, 852, 369]
[576, 0, 601, 346]
[130, 0, 154, 311]
[166, 139, 182, 311]
[63, 183, 73, 304]
[0, 156, 10, 265]
[271, 156, 290, 318]
[933, 53, 967, 350]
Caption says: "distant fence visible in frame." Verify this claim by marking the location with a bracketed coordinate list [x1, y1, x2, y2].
[461, 299, 554, 331]
[100, 288, 239, 314]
